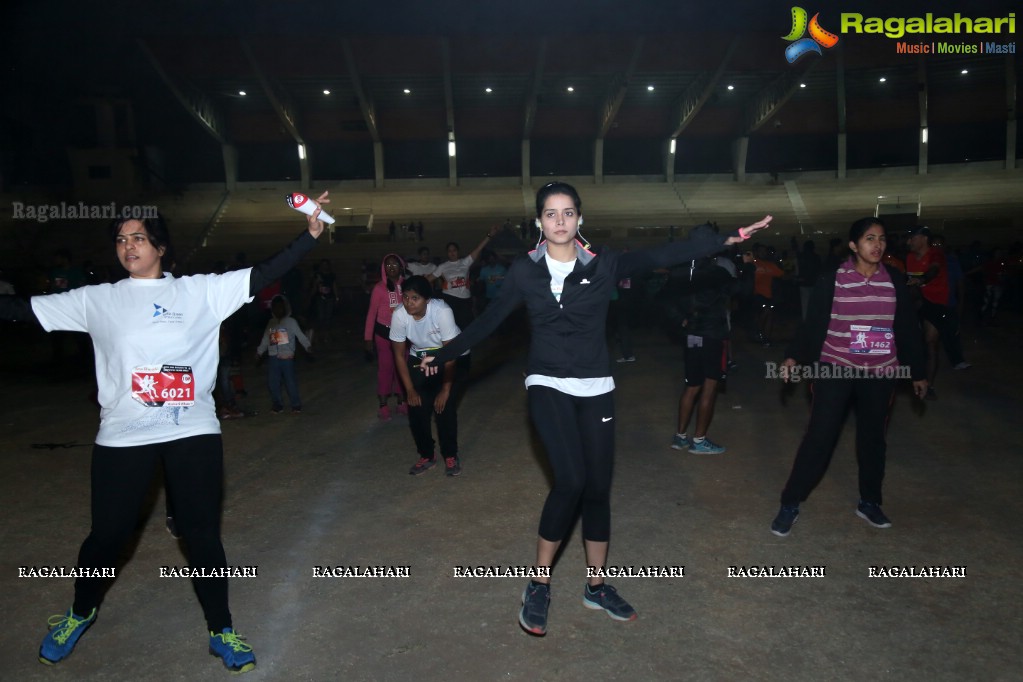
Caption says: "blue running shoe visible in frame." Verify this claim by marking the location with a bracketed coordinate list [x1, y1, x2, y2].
[582, 583, 637, 621]
[39, 607, 96, 665]
[519, 581, 550, 636]
[670, 434, 690, 450]
[688, 437, 726, 455]
[209, 628, 256, 673]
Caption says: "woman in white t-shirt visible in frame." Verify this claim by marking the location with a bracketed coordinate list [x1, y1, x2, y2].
[427, 227, 498, 331]
[0, 193, 330, 674]
[389, 275, 466, 477]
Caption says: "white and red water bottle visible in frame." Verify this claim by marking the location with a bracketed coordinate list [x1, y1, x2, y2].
[286, 193, 335, 224]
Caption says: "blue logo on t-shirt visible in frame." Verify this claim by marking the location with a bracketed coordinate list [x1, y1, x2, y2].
[153, 303, 168, 317]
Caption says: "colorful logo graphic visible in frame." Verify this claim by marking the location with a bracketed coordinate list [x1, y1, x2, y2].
[783, 7, 839, 63]
[153, 303, 168, 317]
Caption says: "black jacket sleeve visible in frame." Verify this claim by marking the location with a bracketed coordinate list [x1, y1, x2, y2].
[784, 274, 836, 364]
[430, 259, 526, 365]
[0, 295, 39, 324]
[889, 265, 926, 381]
[248, 232, 319, 296]
[615, 224, 731, 277]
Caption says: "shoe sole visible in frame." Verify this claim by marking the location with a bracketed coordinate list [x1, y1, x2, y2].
[582, 596, 638, 621]
[409, 464, 435, 476]
[209, 649, 256, 674]
[519, 588, 548, 636]
[445, 469, 462, 477]
[688, 447, 726, 455]
[856, 510, 892, 528]
[670, 443, 689, 450]
[771, 515, 798, 537]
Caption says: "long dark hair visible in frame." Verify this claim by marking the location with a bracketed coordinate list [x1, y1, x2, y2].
[848, 217, 885, 243]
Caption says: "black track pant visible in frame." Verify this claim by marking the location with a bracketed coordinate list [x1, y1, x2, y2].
[781, 376, 896, 507]
[73, 434, 232, 632]
[527, 386, 615, 543]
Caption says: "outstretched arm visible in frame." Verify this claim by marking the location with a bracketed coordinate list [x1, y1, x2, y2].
[618, 216, 772, 276]
[0, 296, 38, 324]
[468, 225, 500, 263]
[249, 191, 330, 295]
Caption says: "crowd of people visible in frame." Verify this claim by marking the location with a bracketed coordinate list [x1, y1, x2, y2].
[1, 184, 1020, 673]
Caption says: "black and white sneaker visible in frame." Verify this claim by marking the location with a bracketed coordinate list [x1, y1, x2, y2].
[856, 501, 892, 528]
[770, 505, 800, 537]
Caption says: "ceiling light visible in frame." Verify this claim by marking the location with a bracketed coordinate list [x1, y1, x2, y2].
[726, 84, 734, 91]
[403, 88, 411, 94]
[323, 89, 331, 95]
[238, 90, 247, 96]
[566, 86, 574, 92]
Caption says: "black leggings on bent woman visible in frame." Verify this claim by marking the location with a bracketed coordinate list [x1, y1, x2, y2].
[527, 386, 616, 543]
[73, 434, 232, 632]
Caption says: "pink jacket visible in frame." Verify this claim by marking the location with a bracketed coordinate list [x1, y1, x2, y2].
[363, 253, 406, 340]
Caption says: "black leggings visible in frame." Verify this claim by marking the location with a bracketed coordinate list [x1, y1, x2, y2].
[527, 386, 615, 543]
[781, 376, 896, 507]
[406, 357, 459, 458]
[73, 434, 232, 632]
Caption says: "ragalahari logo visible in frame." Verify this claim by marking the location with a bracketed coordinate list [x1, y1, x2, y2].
[153, 303, 168, 317]
[783, 7, 839, 63]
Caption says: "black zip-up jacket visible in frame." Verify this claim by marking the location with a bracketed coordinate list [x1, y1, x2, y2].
[431, 225, 734, 378]
[785, 263, 926, 381]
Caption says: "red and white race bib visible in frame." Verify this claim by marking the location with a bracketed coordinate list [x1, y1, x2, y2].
[131, 364, 196, 407]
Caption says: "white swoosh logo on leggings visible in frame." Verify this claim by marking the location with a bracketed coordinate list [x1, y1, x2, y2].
[601, 417, 613, 422]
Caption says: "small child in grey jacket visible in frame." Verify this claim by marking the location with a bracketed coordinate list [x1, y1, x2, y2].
[256, 295, 313, 413]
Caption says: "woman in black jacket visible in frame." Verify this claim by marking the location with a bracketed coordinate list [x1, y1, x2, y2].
[771, 217, 928, 538]
[422, 181, 771, 636]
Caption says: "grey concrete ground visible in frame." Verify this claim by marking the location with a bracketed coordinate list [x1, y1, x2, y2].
[0, 314, 1020, 681]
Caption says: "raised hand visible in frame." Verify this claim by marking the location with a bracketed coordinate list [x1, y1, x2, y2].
[306, 191, 331, 238]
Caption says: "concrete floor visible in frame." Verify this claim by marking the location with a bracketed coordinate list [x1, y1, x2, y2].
[0, 313, 1020, 681]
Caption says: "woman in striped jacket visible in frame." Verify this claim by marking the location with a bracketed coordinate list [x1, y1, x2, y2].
[771, 217, 928, 537]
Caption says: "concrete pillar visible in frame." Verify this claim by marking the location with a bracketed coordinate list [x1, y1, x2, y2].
[732, 136, 748, 182]
[837, 133, 847, 179]
[373, 141, 384, 188]
[521, 139, 531, 186]
[222, 144, 238, 192]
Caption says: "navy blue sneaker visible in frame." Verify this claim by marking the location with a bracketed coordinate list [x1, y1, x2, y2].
[38, 607, 96, 665]
[771, 505, 800, 537]
[209, 628, 256, 673]
[856, 501, 892, 528]
[582, 584, 637, 621]
[519, 581, 550, 636]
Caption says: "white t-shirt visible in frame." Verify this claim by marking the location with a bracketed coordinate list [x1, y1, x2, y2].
[31, 269, 252, 447]
[524, 254, 614, 397]
[432, 256, 474, 299]
[407, 261, 436, 277]
[389, 298, 467, 357]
